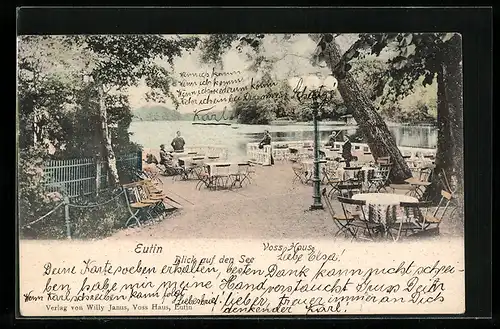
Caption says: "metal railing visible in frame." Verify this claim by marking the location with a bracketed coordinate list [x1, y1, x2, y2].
[246, 140, 437, 165]
[42, 152, 142, 198]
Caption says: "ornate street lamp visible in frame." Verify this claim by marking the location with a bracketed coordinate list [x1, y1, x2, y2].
[288, 74, 338, 210]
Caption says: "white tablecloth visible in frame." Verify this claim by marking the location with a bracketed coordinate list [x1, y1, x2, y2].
[336, 166, 376, 182]
[320, 149, 341, 160]
[178, 156, 206, 167]
[172, 152, 200, 161]
[205, 161, 248, 177]
[352, 193, 418, 224]
[352, 193, 418, 205]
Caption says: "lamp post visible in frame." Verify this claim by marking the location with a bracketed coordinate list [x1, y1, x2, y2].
[289, 74, 338, 211]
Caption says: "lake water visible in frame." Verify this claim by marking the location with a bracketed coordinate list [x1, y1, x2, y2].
[129, 121, 437, 157]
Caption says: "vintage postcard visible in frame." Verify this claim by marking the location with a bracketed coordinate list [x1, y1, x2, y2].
[17, 33, 465, 316]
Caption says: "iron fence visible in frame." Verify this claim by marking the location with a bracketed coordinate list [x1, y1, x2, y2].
[42, 152, 142, 198]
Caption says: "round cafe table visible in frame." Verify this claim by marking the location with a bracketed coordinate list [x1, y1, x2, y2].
[351, 193, 418, 237]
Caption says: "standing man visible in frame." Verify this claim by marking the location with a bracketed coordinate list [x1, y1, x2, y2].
[342, 135, 353, 167]
[171, 131, 186, 152]
[259, 130, 274, 165]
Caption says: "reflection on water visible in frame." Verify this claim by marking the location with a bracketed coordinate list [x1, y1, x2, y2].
[130, 121, 437, 157]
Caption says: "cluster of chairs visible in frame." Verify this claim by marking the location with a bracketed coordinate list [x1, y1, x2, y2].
[150, 152, 222, 181]
[323, 188, 454, 242]
[194, 162, 255, 191]
[318, 155, 459, 242]
[389, 166, 434, 200]
[287, 147, 313, 163]
[122, 173, 179, 227]
[321, 163, 393, 199]
[143, 155, 256, 193]
[292, 154, 443, 201]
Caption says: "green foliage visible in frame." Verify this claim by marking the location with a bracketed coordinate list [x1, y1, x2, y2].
[197, 34, 437, 125]
[379, 100, 435, 124]
[17, 62, 75, 150]
[232, 98, 276, 125]
[20, 187, 130, 240]
[17, 34, 198, 239]
[231, 73, 292, 124]
[67, 190, 130, 240]
[67, 35, 199, 107]
[312, 34, 440, 123]
[18, 34, 198, 157]
[331, 32, 460, 104]
[198, 34, 266, 67]
[199, 34, 240, 66]
[18, 147, 59, 235]
[349, 58, 388, 101]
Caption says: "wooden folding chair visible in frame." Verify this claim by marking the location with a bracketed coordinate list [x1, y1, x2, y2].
[438, 169, 461, 219]
[135, 183, 166, 218]
[321, 161, 339, 183]
[334, 167, 363, 198]
[368, 163, 392, 192]
[322, 188, 356, 240]
[336, 196, 384, 241]
[141, 178, 163, 194]
[322, 166, 340, 198]
[343, 166, 363, 181]
[389, 200, 432, 241]
[292, 162, 308, 184]
[142, 180, 182, 211]
[123, 184, 151, 227]
[212, 164, 232, 190]
[288, 148, 299, 162]
[230, 162, 253, 188]
[403, 166, 434, 200]
[194, 165, 212, 190]
[419, 190, 452, 233]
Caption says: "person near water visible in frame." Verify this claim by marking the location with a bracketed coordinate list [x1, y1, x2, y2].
[159, 144, 173, 166]
[325, 131, 339, 147]
[342, 135, 353, 167]
[171, 131, 185, 152]
[259, 130, 274, 165]
[158, 143, 184, 176]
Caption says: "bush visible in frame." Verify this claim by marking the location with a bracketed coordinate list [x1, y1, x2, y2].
[68, 190, 130, 239]
[21, 187, 132, 240]
[18, 147, 140, 240]
[18, 147, 64, 238]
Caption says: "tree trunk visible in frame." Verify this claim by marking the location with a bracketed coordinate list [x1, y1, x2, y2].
[442, 35, 463, 194]
[97, 82, 120, 186]
[322, 39, 413, 183]
[423, 35, 464, 201]
[423, 65, 453, 202]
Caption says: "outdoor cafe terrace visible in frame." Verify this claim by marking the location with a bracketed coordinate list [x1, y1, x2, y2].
[112, 140, 462, 242]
